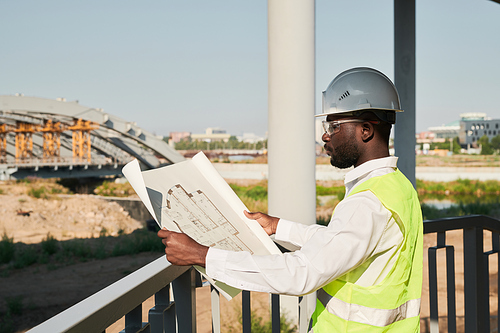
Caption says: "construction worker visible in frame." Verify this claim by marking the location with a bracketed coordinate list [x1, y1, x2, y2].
[158, 67, 423, 332]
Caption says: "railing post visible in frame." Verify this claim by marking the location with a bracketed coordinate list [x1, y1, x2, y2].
[428, 231, 456, 333]
[242, 290, 251, 333]
[211, 285, 221, 333]
[483, 230, 500, 333]
[271, 294, 280, 333]
[463, 226, 486, 333]
[148, 285, 176, 333]
[172, 268, 197, 333]
[122, 304, 148, 333]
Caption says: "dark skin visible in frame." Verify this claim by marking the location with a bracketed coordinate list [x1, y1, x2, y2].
[322, 114, 390, 168]
[158, 114, 390, 267]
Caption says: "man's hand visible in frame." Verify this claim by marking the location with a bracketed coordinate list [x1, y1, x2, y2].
[244, 211, 279, 236]
[157, 229, 209, 267]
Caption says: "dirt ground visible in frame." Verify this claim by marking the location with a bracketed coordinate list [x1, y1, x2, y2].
[0, 179, 496, 332]
[0, 180, 276, 332]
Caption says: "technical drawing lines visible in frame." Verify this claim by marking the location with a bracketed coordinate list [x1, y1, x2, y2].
[162, 184, 252, 254]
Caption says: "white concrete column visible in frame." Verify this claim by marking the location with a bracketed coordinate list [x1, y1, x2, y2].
[268, 0, 316, 325]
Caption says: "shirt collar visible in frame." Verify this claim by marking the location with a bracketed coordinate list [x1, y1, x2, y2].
[344, 156, 398, 186]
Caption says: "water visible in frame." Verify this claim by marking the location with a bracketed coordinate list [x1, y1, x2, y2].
[227, 155, 255, 162]
[422, 199, 455, 209]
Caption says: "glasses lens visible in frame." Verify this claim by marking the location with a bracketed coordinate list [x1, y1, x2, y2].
[322, 121, 339, 135]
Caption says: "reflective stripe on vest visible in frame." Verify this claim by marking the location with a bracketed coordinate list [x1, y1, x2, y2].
[317, 289, 421, 327]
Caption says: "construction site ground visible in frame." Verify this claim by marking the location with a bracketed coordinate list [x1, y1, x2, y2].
[0, 179, 496, 332]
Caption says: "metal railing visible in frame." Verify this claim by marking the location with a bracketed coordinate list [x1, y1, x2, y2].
[423, 214, 500, 333]
[27, 256, 291, 333]
[28, 214, 500, 333]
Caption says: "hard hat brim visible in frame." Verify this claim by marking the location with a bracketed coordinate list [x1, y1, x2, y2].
[314, 108, 404, 118]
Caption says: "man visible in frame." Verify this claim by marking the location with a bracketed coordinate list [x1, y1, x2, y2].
[158, 67, 423, 332]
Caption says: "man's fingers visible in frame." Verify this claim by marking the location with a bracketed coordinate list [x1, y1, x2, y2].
[244, 210, 265, 219]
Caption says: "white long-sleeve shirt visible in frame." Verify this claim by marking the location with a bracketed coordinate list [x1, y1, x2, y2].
[205, 156, 403, 296]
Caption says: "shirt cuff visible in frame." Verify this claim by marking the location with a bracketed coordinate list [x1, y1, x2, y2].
[205, 247, 229, 280]
[275, 219, 294, 242]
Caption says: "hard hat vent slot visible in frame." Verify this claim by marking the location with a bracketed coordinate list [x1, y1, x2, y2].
[338, 91, 350, 101]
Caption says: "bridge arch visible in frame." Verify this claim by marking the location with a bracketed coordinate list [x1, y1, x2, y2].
[0, 95, 184, 179]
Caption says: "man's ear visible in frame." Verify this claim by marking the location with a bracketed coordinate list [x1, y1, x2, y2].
[361, 122, 375, 143]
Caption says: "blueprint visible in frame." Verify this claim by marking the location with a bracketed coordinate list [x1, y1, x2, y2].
[122, 152, 281, 300]
[163, 184, 252, 253]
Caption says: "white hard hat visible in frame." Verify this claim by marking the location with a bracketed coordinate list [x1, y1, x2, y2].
[316, 67, 403, 124]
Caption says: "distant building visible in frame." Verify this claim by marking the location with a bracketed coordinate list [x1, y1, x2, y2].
[237, 133, 266, 143]
[427, 120, 460, 140]
[458, 113, 500, 148]
[191, 128, 231, 142]
[170, 131, 191, 143]
[416, 131, 436, 144]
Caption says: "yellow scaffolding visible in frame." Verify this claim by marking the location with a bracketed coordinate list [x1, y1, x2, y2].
[0, 119, 100, 164]
[0, 124, 9, 163]
[14, 122, 36, 162]
[38, 120, 65, 161]
[68, 119, 99, 163]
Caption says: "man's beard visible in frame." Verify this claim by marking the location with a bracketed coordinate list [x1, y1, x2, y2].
[329, 141, 360, 169]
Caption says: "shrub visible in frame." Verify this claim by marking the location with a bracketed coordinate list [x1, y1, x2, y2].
[61, 239, 93, 261]
[94, 181, 135, 197]
[245, 186, 268, 201]
[27, 186, 48, 199]
[13, 246, 38, 269]
[41, 233, 59, 255]
[0, 233, 15, 264]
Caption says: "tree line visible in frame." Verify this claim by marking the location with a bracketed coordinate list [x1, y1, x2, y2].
[167, 136, 267, 151]
[429, 135, 500, 155]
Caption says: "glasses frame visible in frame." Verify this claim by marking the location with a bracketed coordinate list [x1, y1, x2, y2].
[322, 119, 380, 136]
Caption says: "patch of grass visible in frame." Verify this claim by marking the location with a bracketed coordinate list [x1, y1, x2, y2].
[93, 181, 136, 197]
[27, 186, 49, 199]
[41, 233, 59, 255]
[12, 246, 38, 269]
[112, 229, 164, 256]
[421, 201, 500, 220]
[0, 233, 15, 264]
[417, 179, 500, 197]
[316, 184, 344, 198]
[61, 239, 94, 262]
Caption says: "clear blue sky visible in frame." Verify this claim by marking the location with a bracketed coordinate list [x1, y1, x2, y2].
[1, 0, 499, 137]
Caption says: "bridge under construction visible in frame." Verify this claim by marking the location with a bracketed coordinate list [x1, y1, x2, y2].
[0, 95, 184, 180]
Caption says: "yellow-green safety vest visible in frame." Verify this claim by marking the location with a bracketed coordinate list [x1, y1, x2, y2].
[310, 169, 423, 332]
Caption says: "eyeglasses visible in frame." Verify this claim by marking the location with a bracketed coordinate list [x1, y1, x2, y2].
[322, 119, 380, 136]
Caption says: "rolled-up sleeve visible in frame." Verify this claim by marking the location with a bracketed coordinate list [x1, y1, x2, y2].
[205, 191, 397, 295]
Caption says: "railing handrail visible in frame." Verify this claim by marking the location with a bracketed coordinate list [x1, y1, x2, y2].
[423, 214, 500, 233]
[27, 256, 190, 333]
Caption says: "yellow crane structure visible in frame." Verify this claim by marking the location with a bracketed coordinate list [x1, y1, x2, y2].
[68, 119, 100, 163]
[14, 122, 36, 162]
[37, 120, 65, 162]
[0, 118, 99, 164]
[0, 123, 13, 163]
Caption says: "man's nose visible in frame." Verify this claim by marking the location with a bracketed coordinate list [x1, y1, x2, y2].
[322, 132, 331, 142]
